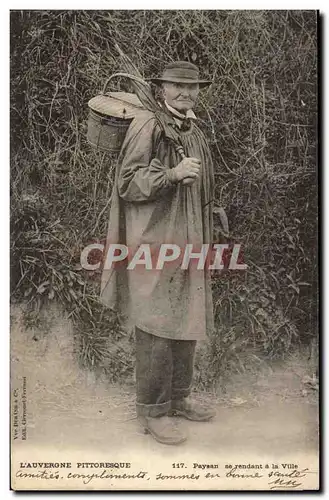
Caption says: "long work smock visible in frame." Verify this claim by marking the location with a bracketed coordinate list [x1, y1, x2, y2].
[100, 108, 214, 341]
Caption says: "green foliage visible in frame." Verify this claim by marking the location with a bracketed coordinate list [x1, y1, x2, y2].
[10, 10, 317, 382]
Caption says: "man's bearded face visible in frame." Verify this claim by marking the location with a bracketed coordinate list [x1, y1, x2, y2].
[162, 82, 199, 113]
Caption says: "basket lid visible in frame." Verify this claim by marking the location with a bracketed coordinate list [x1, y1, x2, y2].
[88, 92, 144, 119]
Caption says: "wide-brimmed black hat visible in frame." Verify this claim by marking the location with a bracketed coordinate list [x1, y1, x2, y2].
[148, 61, 212, 88]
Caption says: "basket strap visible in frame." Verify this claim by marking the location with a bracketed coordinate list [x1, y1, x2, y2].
[102, 72, 150, 94]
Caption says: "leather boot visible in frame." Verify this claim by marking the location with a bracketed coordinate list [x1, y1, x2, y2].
[170, 399, 216, 421]
[137, 415, 187, 445]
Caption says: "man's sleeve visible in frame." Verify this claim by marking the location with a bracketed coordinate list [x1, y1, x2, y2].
[117, 113, 176, 202]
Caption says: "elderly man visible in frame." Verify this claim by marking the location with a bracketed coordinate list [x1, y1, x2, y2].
[100, 61, 215, 445]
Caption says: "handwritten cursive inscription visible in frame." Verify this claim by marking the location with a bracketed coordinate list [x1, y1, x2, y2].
[268, 468, 310, 489]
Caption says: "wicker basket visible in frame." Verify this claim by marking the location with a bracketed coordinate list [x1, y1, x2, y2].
[87, 73, 145, 153]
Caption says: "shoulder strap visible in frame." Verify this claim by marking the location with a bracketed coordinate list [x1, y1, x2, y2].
[154, 110, 186, 160]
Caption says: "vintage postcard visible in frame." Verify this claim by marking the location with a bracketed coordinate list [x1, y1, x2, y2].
[10, 10, 319, 491]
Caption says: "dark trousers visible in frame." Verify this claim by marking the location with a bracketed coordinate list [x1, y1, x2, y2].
[135, 327, 196, 417]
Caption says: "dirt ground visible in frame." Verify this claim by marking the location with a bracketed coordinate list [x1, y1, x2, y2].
[10, 302, 319, 490]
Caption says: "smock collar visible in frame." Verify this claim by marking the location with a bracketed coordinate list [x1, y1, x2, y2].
[164, 101, 197, 129]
